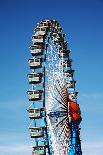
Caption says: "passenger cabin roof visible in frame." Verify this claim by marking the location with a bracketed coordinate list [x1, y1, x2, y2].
[27, 108, 44, 111]
[28, 58, 42, 60]
[27, 72, 42, 75]
[29, 127, 45, 130]
[27, 90, 43, 93]
[32, 145, 45, 149]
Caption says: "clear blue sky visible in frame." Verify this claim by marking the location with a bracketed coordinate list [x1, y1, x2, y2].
[0, 0, 103, 154]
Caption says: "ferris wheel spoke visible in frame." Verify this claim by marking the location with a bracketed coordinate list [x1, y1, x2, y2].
[57, 117, 69, 138]
[60, 106, 68, 111]
[55, 87, 68, 107]
[53, 115, 68, 131]
[58, 87, 68, 102]
[62, 121, 70, 138]
[49, 86, 68, 110]
[54, 96, 67, 109]
[57, 80, 69, 102]
[57, 121, 69, 138]
[47, 92, 66, 111]
[55, 82, 69, 104]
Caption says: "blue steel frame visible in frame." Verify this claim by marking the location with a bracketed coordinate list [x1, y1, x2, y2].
[69, 121, 82, 155]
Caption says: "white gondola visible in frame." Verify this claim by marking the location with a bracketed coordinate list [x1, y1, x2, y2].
[64, 69, 74, 77]
[35, 27, 47, 36]
[57, 26, 63, 32]
[41, 20, 50, 23]
[37, 22, 49, 28]
[32, 35, 44, 43]
[67, 81, 76, 88]
[27, 108, 44, 119]
[32, 145, 46, 155]
[59, 49, 70, 57]
[62, 41, 68, 49]
[27, 90, 43, 101]
[29, 127, 45, 138]
[28, 58, 42, 69]
[27, 72, 42, 84]
[61, 59, 72, 67]
[30, 48, 43, 55]
[29, 43, 44, 55]
[55, 36, 64, 42]
[54, 38, 64, 46]
[69, 92, 78, 100]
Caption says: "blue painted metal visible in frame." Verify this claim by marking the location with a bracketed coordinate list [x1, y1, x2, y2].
[69, 121, 82, 155]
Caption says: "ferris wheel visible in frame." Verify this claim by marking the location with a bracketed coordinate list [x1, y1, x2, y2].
[27, 20, 82, 155]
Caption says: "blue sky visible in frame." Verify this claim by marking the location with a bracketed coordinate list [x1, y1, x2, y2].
[0, 0, 103, 154]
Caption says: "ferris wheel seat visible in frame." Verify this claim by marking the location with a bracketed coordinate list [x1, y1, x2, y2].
[64, 69, 74, 77]
[37, 20, 52, 27]
[59, 49, 70, 55]
[27, 108, 44, 119]
[32, 145, 46, 155]
[29, 43, 44, 56]
[54, 36, 64, 41]
[29, 43, 44, 53]
[32, 34, 44, 42]
[30, 49, 43, 56]
[29, 127, 45, 138]
[67, 80, 76, 88]
[33, 42, 44, 47]
[59, 53, 69, 58]
[37, 23, 49, 28]
[69, 92, 78, 100]
[35, 31, 46, 36]
[57, 26, 63, 32]
[54, 37, 64, 44]
[27, 90, 43, 101]
[34, 27, 47, 36]
[32, 38, 44, 43]
[28, 58, 42, 69]
[27, 73, 42, 84]
[61, 59, 72, 67]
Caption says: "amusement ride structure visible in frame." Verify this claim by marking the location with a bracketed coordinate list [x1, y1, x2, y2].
[27, 20, 82, 155]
